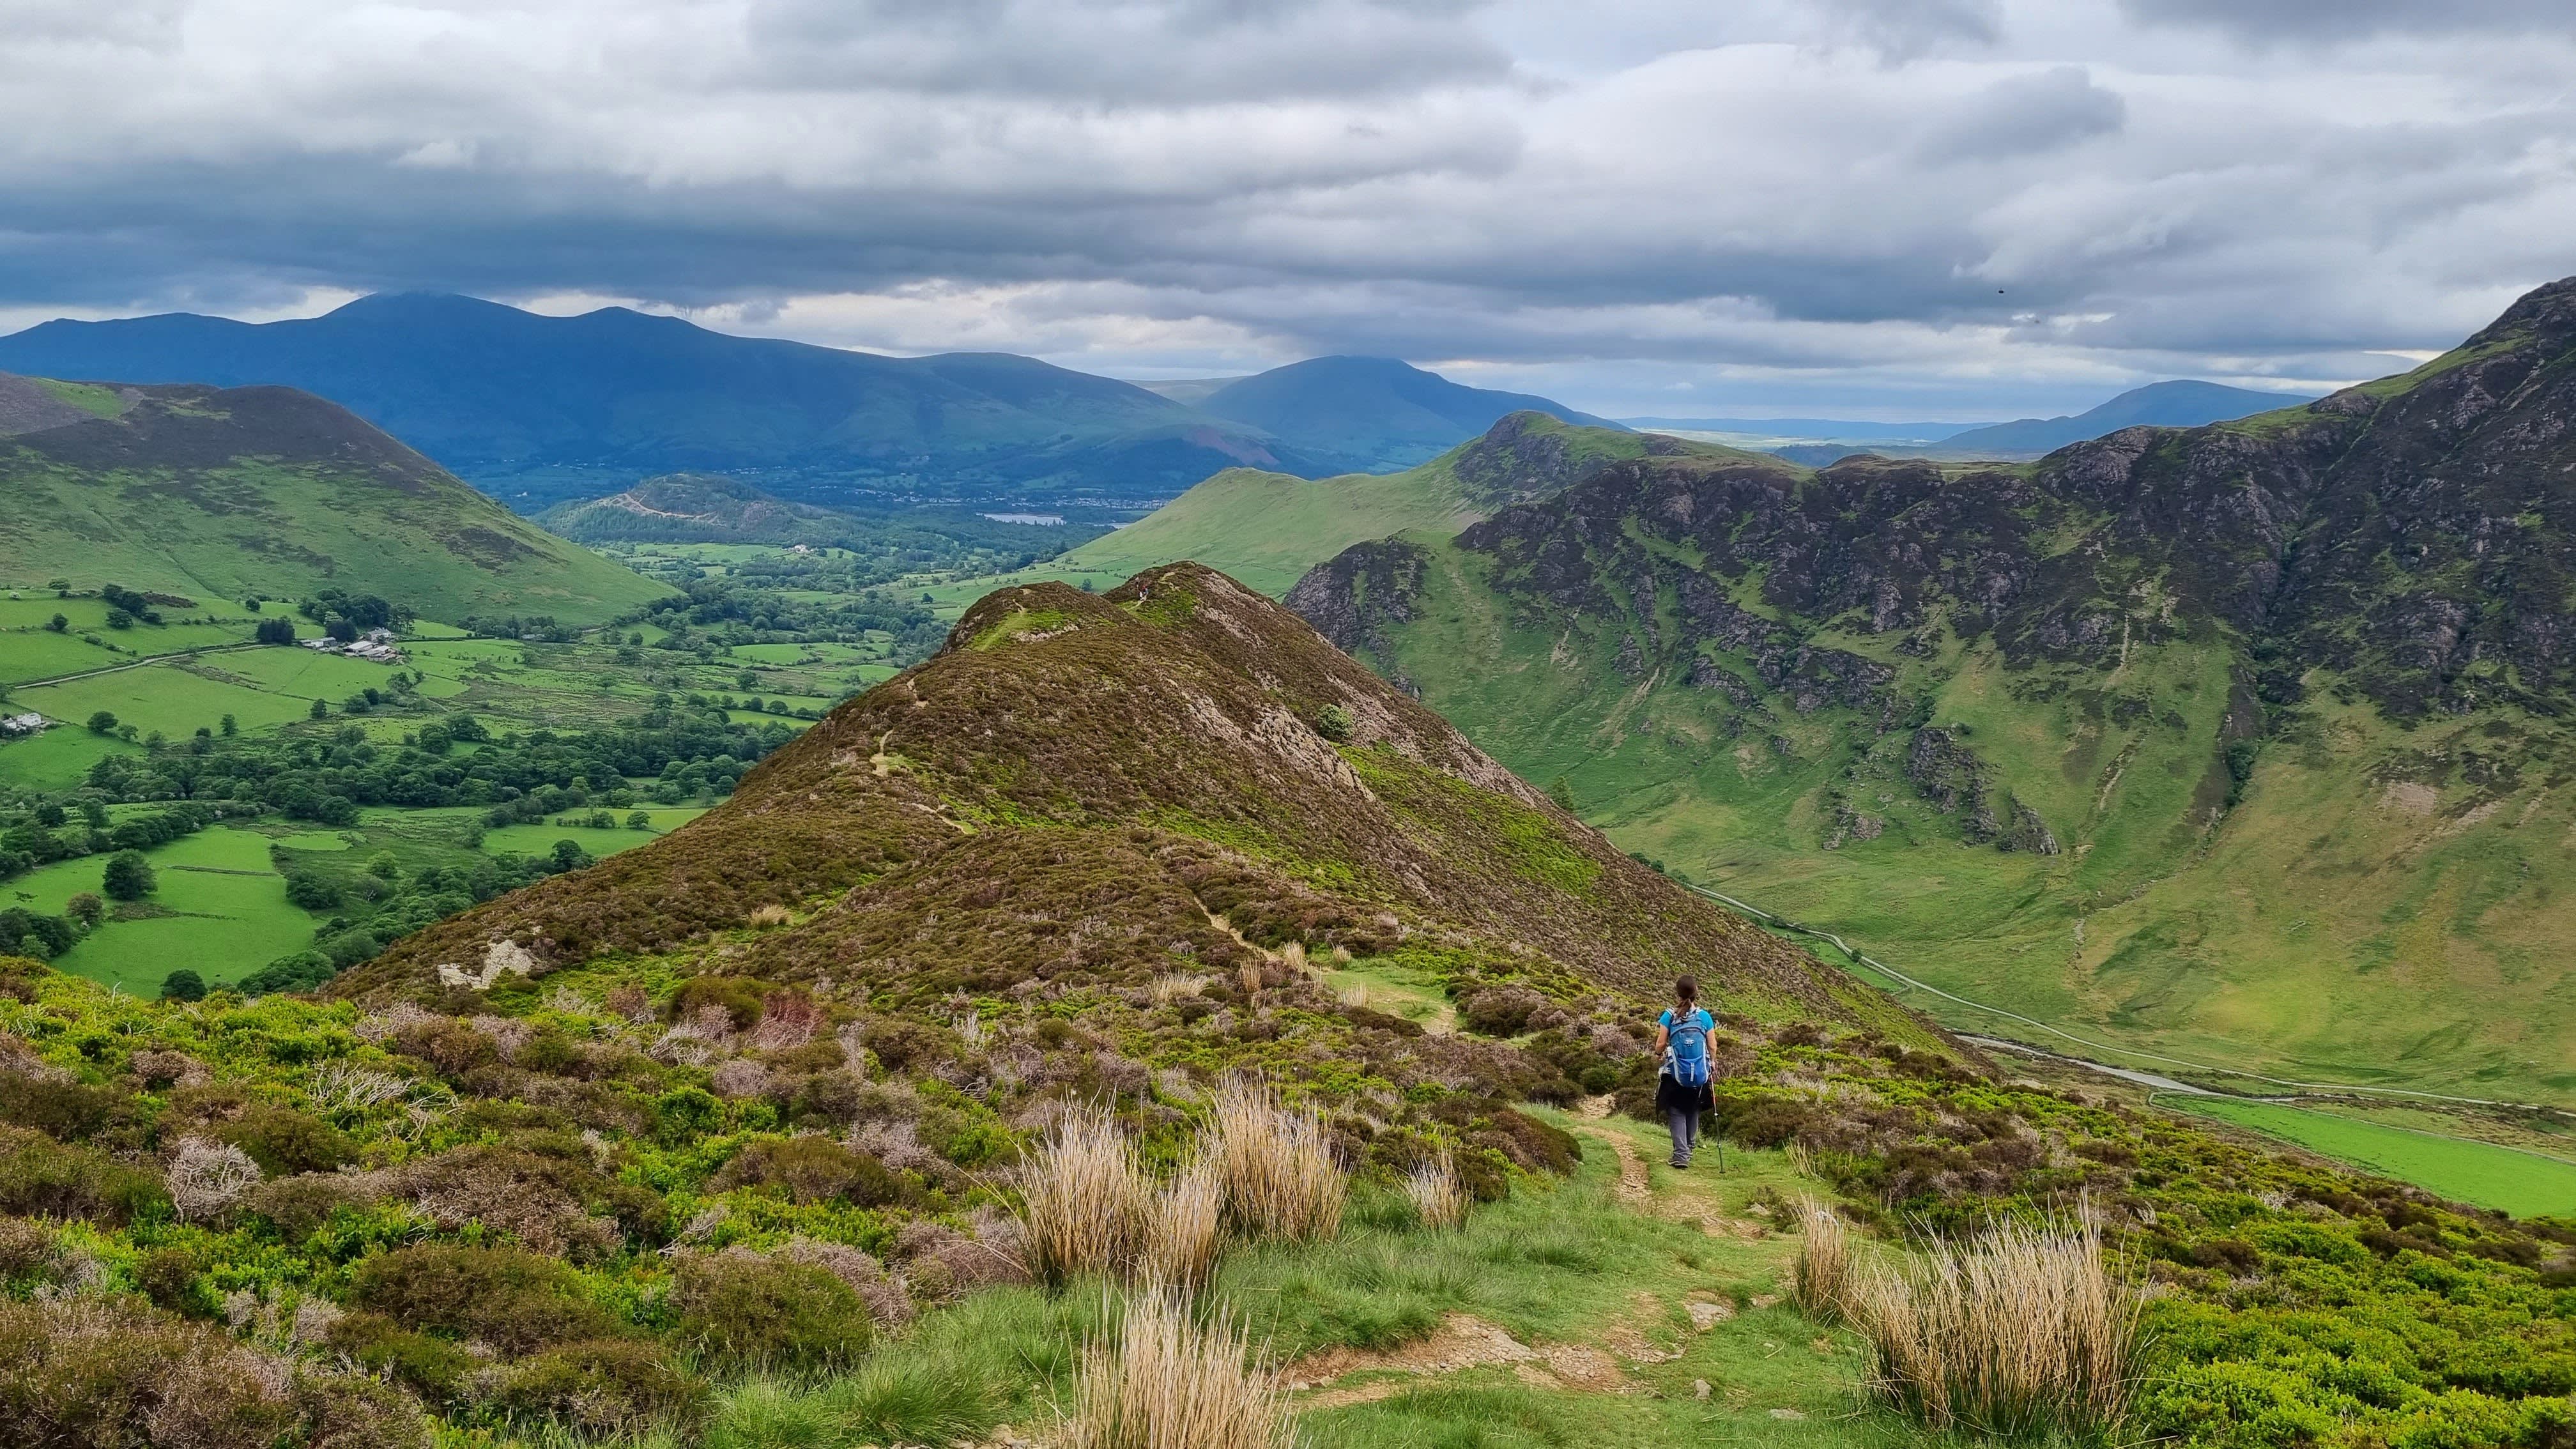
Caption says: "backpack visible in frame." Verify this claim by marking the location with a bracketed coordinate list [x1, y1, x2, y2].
[1666, 1009, 1712, 1088]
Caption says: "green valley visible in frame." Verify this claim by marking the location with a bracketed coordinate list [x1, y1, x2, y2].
[1289, 279, 2576, 1110]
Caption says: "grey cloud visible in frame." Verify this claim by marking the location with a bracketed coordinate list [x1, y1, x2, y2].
[1913, 66, 2125, 164]
[2119, 0, 2576, 42]
[742, 0, 1513, 102]
[1813, 0, 2002, 58]
[1, 0, 2573, 417]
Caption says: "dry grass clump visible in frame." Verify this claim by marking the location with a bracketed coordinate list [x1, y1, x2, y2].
[1206, 1083, 1344, 1244]
[746, 903, 792, 929]
[1844, 1216, 2142, 1440]
[1061, 1291, 1297, 1449]
[1402, 1151, 1468, 1230]
[1791, 1196, 1853, 1322]
[1023, 1112, 1153, 1288]
[1142, 1158, 1226, 1294]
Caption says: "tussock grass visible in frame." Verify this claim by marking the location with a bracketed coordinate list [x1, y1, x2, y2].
[1790, 1195, 1852, 1322]
[1208, 1082, 1344, 1244]
[1844, 1216, 2141, 1440]
[1144, 1156, 1227, 1294]
[1402, 1151, 1469, 1231]
[1061, 1291, 1298, 1449]
[1025, 1110, 1153, 1287]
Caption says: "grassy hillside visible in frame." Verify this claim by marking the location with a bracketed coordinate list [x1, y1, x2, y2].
[0, 376, 668, 624]
[1056, 412, 1755, 597]
[1292, 277, 2576, 1108]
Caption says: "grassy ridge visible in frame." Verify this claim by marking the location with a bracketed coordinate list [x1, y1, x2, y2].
[0, 379, 669, 624]
[1056, 413, 1725, 597]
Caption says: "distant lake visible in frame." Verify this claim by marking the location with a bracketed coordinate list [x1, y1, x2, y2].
[980, 512, 1067, 526]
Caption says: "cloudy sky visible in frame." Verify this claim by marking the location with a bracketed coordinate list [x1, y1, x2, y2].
[5, 0, 2573, 419]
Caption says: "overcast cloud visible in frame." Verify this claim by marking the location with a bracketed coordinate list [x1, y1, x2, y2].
[1, 0, 2571, 417]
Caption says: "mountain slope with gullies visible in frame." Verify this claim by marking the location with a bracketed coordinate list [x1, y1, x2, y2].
[0, 373, 669, 623]
[1289, 276, 2576, 1106]
[338, 562, 1933, 1057]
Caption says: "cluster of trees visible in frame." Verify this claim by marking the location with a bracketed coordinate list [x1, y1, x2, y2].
[249, 850, 565, 995]
[99, 582, 169, 629]
[459, 612, 576, 642]
[0, 799, 247, 885]
[625, 579, 944, 662]
[76, 712, 788, 825]
[297, 589, 410, 641]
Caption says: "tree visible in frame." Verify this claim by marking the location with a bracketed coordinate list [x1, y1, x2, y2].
[45, 613, 66, 632]
[34, 803, 65, 829]
[550, 839, 593, 873]
[105, 608, 134, 630]
[255, 618, 296, 645]
[102, 849, 155, 901]
[1314, 703, 1355, 743]
[243, 597, 261, 612]
[86, 710, 118, 735]
[160, 968, 206, 1002]
[309, 698, 328, 719]
[64, 892, 103, 929]
[220, 714, 238, 737]
[1548, 776, 1577, 813]
[627, 811, 653, 831]
[365, 852, 402, 881]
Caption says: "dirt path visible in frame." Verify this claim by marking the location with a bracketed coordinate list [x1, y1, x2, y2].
[1575, 1095, 1652, 1207]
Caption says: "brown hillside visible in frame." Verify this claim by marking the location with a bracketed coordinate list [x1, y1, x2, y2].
[339, 564, 1935, 1052]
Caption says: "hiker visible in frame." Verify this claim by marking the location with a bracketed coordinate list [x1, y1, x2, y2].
[1655, 975, 1717, 1169]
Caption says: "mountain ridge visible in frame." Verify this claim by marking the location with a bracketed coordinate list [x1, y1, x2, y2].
[339, 561, 1938, 1057]
[1049, 411, 1756, 596]
[1192, 356, 1624, 474]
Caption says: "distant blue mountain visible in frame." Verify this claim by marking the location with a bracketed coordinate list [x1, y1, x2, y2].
[1620, 417, 1981, 445]
[1194, 356, 1622, 473]
[0, 293, 1317, 509]
[1935, 380, 2315, 457]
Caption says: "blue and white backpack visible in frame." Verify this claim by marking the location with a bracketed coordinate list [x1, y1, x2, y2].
[1666, 1009, 1712, 1087]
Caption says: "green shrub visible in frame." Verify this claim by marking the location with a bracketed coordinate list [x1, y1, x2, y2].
[241, 1172, 372, 1240]
[352, 1243, 618, 1354]
[672, 1252, 874, 1373]
[134, 1246, 202, 1315]
[215, 1105, 358, 1176]
[323, 1310, 480, 1403]
[0, 1296, 427, 1449]
[0, 1072, 126, 1143]
[712, 1136, 900, 1206]
[492, 1338, 706, 1436]
[0, 1126, 166, 1224]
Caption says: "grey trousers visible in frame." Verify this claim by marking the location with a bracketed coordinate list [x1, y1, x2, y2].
[1666, 1105, 1700, 1165]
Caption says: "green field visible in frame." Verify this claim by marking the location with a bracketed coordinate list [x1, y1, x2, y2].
[8, 826, 317, 993]
[2161, 1095, 2576, 1218]
[476, 807, 708, 861]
